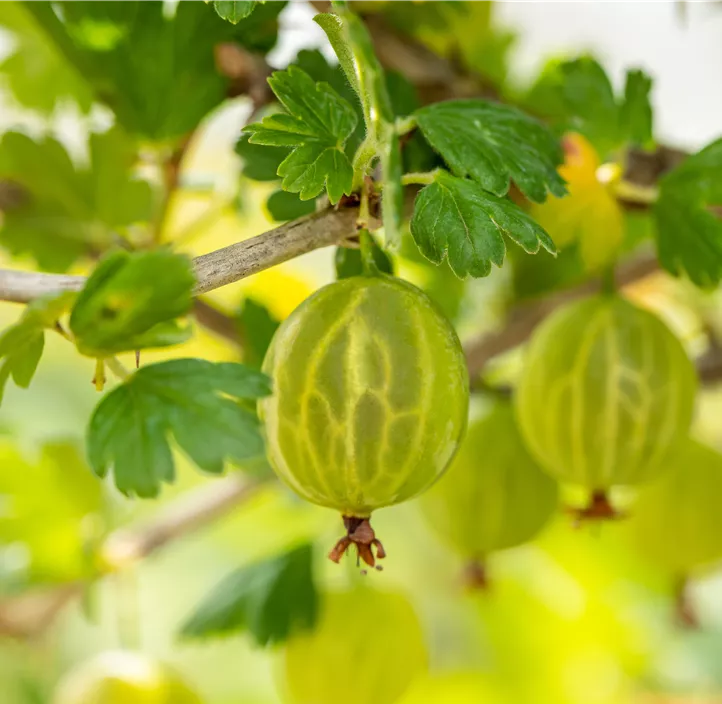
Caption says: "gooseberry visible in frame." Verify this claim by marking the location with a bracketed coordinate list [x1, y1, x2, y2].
[282, 588, 427, 704]
[631, 438, 722, 575]
[421, 401, 558, 586]
[53, 651, 202, 704]
[260, 274, 469, 565]
[516, 294, 696, 517]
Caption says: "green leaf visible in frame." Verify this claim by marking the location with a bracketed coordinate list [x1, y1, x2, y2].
[278, 142, 354, 204]
[247, 68, 357, 147]
[0, 2, 93, 114]
[238, 50, 365, 187]
[526, 57, 619, 155]
[87, 359, 271, 497]
[410, 171, 556, 278]
[654, 138, 722, 288]
[386, 70, 420, 118]
[181, 544, 317, 646]
[620, 69, 653, 147]
[0, 442, 103, 584]
[236, 135, 288, 182]
[265, 190, 317, 222]
[525, 57, 654, 156]
[245, 66, 357, 203]
[0, 292, 76, 405]
[335, 236, 394, 279]
[237, 298, 279, 368]
[292, 49, 364, 153]
[415, 100, 566, 203]
[69, 250, 195, 357]
[24, 1, 284, 140]
[293, 48, 358, 106]
[212, 1, 257, 24]
[0, 128, 152, 271]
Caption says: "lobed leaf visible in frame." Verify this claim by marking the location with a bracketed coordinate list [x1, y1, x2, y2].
[181, 544, 317, 646]
[415, 99, 567, 203]
[620, 69, 653, 147]
[0, 128, 152, 271]
[0, 2, 93, 114]
[244, 66, 358, 204]
[654, 138, 722, 288]
[0, 292, 76, 405]
[23, 1, 284, 140]
[410, 171, 556, 278]
[526, 56, 654, 156]
[87, 359, 271, 497]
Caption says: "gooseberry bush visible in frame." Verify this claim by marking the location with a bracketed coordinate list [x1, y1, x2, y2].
[2, 2, 722, 703]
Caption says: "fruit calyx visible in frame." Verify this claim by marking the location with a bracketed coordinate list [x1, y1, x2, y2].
[328, 516, 386, 568]
[569, 490, 624, 523]
[463, 560, 489, 591]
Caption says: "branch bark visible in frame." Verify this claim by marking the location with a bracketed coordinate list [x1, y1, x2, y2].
[0, 205, 359, 305]
[100, 474, 265, 568]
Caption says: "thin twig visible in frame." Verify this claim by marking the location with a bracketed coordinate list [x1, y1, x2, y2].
[0, 474, 267, 639]
[193, 299, 242, 345]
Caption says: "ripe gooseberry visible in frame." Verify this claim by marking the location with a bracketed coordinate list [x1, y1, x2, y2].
[421, 400, 558, 587]
[53, 651, 202, 704]
[515, 295, 697, 518]
[260, 274, 469, 566]
[282, 588, 427, 704]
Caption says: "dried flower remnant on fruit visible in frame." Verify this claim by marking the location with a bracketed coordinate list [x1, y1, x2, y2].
[463, 560, 489, 591]
[516, 295, 697, 503]
[259, 275, 469, 566]
[568, 490, 624, 524]
[328, 516, 386, 569]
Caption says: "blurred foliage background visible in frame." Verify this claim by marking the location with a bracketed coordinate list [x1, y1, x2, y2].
[2, 2, 722, 703]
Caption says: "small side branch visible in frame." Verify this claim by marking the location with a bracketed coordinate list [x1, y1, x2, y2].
[0, 473, 267, 639]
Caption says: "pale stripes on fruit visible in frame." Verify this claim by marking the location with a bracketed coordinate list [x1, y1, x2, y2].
[631, 439, 722, 574]
[260, 275, 469, 518]
[422, 401, 558, 560]
[516, 295, 697, 491]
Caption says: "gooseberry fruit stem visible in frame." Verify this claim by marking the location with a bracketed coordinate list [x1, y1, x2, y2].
[328, 516, 386, 568]
[674, 575, 699, 629]
[358, 229, 380, 276]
